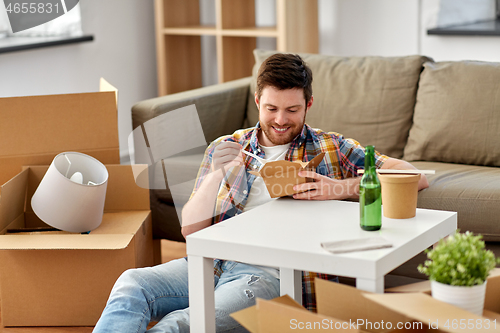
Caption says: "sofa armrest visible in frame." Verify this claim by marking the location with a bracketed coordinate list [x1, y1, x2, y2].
[132, 77, 251, 144]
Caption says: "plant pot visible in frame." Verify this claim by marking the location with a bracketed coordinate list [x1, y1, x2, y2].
[379, 174, 420, 219]
[431, 280, 487, 316]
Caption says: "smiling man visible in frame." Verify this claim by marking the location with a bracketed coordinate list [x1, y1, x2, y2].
[93, 53, 428, 333]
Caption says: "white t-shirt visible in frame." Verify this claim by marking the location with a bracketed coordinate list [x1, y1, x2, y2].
[244, 143, 291, 212]
[243, 143, 291, 279]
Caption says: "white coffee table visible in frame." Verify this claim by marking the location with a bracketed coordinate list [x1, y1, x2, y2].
[186, 198, 457, 333]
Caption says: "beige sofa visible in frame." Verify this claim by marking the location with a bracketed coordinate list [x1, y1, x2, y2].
[132, 50, 500, 278]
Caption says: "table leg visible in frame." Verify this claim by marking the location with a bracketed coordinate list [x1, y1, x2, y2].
[188, 255, 215, 333]
[356, 277, 384, 293]
[280, 267, 302, 305]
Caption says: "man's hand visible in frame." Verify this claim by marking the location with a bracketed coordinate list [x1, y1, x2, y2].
[292, 170, 360, 200]
[211, 142, 244, 173]
[381, 158, 429, 190]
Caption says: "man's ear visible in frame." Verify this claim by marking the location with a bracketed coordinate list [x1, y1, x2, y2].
[306, 95, 314, 113]
[254, 92, 260, 110]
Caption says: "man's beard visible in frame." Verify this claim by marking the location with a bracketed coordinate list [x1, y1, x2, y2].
[260, 114, 306, 146]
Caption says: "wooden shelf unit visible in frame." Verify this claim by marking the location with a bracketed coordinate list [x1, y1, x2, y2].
[154, 0, 318, 96]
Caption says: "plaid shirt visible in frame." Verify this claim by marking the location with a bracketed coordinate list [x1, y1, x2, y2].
[189, 123, 388, 312]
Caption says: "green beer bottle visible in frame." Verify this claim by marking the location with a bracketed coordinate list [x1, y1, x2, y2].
[359, 145, 382, 231]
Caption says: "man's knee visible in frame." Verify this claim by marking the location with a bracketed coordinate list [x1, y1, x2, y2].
[109, 268, 148, 299]
[117, 268, 144, 286]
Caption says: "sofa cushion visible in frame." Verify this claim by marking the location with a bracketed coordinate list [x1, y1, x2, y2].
[246, 49, 430, 158]
[403, 61, 500, 166]
[411, 161, 500, 242]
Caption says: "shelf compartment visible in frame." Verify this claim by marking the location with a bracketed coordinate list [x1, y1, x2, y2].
[159, 0, 202, 28]
[160, 35, 202, 95]
[219, 0, 256, 30]
[219, 36, 256, 83]
[155, 0, 318, 95]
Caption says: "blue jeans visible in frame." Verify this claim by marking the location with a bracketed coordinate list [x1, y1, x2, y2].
[93, 258, 280, 333]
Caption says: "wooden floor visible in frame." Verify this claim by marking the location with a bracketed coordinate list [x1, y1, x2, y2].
[0, 240, 187, 332]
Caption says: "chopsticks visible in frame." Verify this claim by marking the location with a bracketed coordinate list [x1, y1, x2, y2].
[357, 169, 435, 175]
[241, 148, 434, 175]
[241, 149, 267, 165]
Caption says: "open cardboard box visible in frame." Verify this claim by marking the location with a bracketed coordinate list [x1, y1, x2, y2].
[249, 152, 325, 198]
[0, 81, 155, 327]
[232, 272, 500, 333]
[0, 78, 120, 186]
[231, 278, 420, 333]
[0, 164, 154, 327]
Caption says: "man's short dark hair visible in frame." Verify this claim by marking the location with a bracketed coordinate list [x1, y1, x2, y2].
[256, 53, 313, 105]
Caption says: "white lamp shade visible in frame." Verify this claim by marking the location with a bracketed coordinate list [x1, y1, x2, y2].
[31, 152, 109, 233]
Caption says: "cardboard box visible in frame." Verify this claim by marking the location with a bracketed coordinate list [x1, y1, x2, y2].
[231, 277, 415, 333]
[232, 273, 500, 333]
[385, 268, 500, 297]
[384, 280, 432, 294]
[0, 78, 120, 186]
[248, 152, 325, 198]
[231, 295, 359, 333]
[0, 81, 155, 326]
[0, 164, 154, 326]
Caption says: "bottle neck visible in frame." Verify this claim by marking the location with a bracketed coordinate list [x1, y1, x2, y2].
[364, 147, 376, 171]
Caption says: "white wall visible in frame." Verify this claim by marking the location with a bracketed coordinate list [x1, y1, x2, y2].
[318, 0, 500, 62]
[0, 0, 157, 162]
[319, 0, 420, 57]
[420, 0, 500, 61]
[2, 0, 499, 162]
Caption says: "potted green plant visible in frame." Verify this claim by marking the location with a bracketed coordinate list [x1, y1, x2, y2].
[418, 231, 500, 315]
